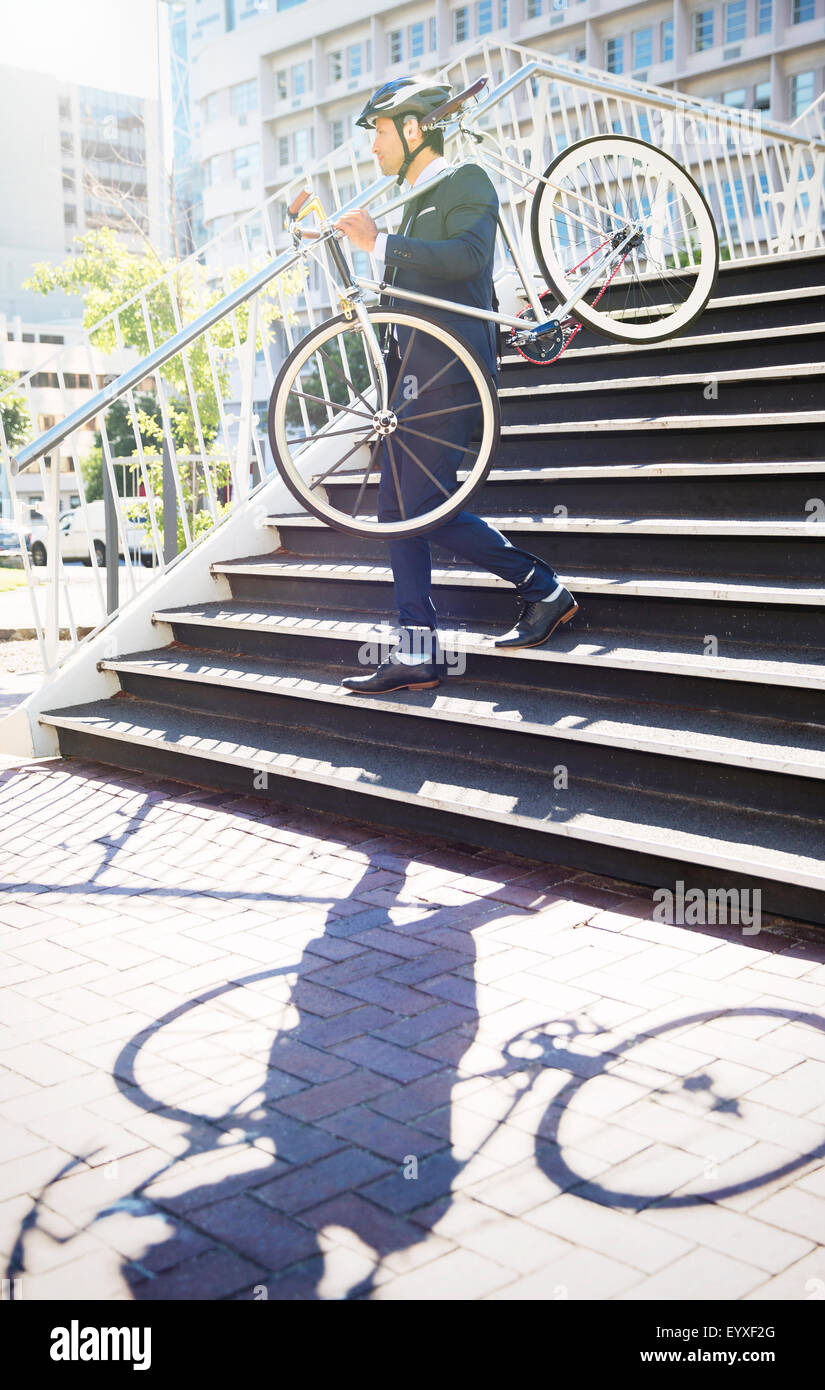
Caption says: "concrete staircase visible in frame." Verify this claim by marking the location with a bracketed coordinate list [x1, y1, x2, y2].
[38, 250, 825, 924]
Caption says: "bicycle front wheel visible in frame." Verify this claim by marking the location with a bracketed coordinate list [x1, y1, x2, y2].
[267, 306, 500, 540]
[531, 135, 719, 343]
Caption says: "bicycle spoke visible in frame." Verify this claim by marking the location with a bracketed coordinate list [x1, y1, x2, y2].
[289, 424, 374, 445]
[388, 328, 417, 411]
[391, 433, 452, 498]
[351, 439, 383, 518]
[310, 434, 376, 489]
[386, 436, 406, 519]
[393, 402, 481, 423]
[393, 358, 462, 416]
[318, 343, 375, 415]
[398, 423, 480, 457]
[289, 387, 374, 421]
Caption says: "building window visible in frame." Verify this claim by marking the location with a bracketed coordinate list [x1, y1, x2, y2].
[329, 50, 343, 82]
[293, 128, 310, 163]
[500, 0, 508, 22]
[478, 0, 493, 33]
[429, 15, 438, 46]
[692, 9, 714, 50]
[754, 79, 771, 114]
[231, 78, 258, 115]
[348, 43, 362, 78]
[453, 6, 470, 40]
[723, 87, 746, 107]
[661, 18, 674, 59]
[792, 0, 814, 19]
[330, 118, 344, 147]
[722, 177, 745, 221]
[203, 153, 222, 185]
[278, 134, 290, 164]
[366, 37, 372, 68]
[233, 143, 260, 177]
[225, 0, 236, 31]
[275, 69, 287, 100]
[63, 204, 76, 224]
[388, 29, 403, 62]
[293, 61, 308, 97]
[632, 27, 652, 69]
[203, 92, 219, 123]
[789, 70, 815, 115]
[724, 0, 747, 42]
[524, 0, 541, 17]
[58, 95, 72, 122]
[757, 0, 772, 31]
[605, 36, 623, 73]
[410, 20, 425, 56]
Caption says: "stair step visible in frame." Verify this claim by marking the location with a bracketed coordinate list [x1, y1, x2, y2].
[326, 461, 825, 486]
[498, 362, 825, 399]
[100, 649, 825, 783]
[500, 411, 825, 436]
[267, 514, 825, 539]
[211, 558, 825, 610]
[38, 697, 825, 906]
[154, 601, 825, 690]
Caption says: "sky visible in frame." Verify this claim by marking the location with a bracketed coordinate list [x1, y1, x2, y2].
[0, 0, 161, 99]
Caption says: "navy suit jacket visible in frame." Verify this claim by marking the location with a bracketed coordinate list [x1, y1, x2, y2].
[381, 162, 499, 393]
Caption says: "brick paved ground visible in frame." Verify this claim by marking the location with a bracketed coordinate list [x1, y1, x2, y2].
[1, 755, 824, 1301]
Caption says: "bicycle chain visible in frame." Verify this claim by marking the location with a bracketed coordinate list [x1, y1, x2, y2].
[514, 242, 634, 365]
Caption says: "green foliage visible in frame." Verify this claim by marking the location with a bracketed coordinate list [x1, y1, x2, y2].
[24, 228, 305, 551]
[95, 393, 163, 456]
[0, 370, 32, 452]
[80, 447, 104, 503]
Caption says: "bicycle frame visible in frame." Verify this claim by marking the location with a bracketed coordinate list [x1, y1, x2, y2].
[291, 117, 646, 410]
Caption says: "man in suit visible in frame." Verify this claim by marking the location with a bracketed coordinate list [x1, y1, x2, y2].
[334, 78, 578, 693]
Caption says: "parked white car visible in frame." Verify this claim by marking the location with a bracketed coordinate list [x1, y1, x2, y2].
[28, 499, 159, 568]
[0, 517, 35, 564]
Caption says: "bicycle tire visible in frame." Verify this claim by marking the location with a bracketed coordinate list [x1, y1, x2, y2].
[530, 134, 719, 344]
[267, 306, 500, 540]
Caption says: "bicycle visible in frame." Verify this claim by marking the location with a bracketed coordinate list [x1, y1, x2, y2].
[267, 74, 720, 540]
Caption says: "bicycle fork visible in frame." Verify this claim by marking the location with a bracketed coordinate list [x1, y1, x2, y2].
[325, 228, 390, 418]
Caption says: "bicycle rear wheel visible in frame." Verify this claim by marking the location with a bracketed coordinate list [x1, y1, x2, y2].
[267, 306, 500, 540]
[531, 135, 719, 343]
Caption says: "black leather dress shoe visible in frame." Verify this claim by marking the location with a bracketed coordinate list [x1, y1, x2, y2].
[494, 584, 579, 649]
[341, 653, 442, 693]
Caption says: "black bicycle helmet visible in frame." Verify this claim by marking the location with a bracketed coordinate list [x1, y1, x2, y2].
[356, 78, 453, 185]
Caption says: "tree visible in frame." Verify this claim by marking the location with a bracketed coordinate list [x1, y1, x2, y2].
[24, 228, 304, 550]
[0, 370, 32, 453]
[80, 393, 163, 502]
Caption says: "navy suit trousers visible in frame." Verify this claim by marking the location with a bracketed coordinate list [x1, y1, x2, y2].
[377, 380, 559, 630]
